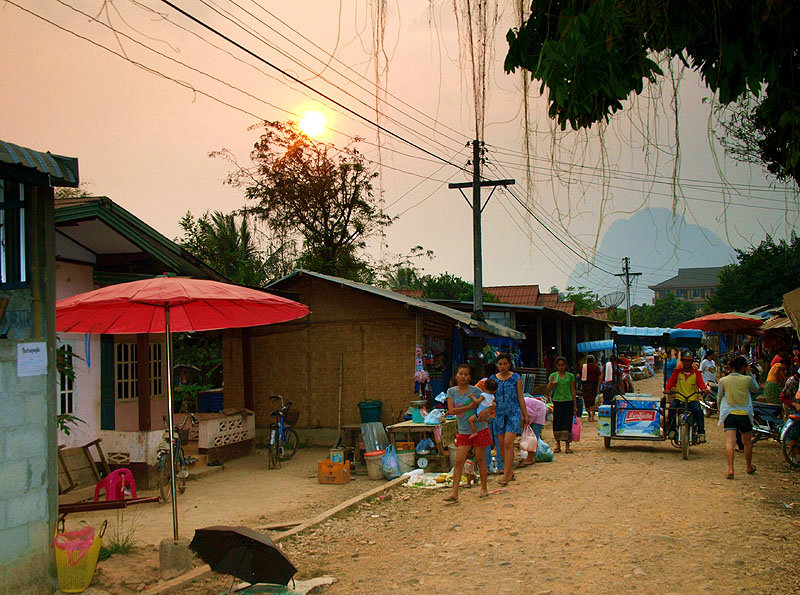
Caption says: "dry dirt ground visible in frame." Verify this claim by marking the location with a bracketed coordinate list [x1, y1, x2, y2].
[85, 375, 800, 594]
[71, 446, 373, 593]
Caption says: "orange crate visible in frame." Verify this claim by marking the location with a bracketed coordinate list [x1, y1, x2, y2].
[318, 460, 351, 485]
[396, 441, 415, 452]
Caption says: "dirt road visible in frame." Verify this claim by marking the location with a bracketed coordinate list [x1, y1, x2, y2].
[277, 375, 800, 595]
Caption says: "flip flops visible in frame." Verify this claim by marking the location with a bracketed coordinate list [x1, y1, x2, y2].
[747, 467, 757, 475]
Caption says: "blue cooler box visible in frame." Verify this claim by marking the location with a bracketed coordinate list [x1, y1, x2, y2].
[598, 404, 612, 437]
[614, 394, 661, 438]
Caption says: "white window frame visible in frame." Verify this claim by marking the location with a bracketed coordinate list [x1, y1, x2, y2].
[114, 341, 138, 400]
[58, 343, 75, 415]
[150, 341, 164, 397]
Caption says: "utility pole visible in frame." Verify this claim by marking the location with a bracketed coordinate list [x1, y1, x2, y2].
[614, 256, 642, 326]
[449, 140, 514, 321]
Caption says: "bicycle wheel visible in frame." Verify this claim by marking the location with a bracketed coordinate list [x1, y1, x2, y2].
[268, 427, 279, 470]
[158, 457, 173, 503]
[782, 423, 800, 468]
[680, 421, 689, 460]
[280, 430, 300, 460]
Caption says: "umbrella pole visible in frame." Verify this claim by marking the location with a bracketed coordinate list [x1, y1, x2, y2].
[165, 306, 179, 541]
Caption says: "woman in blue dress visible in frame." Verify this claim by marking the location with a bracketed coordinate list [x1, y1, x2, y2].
[491, 353, 528, 486]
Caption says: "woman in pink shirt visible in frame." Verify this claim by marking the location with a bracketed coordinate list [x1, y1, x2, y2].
[520, 396, 547, 467]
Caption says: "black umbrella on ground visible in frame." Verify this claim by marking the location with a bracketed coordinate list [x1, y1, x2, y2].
[189, 526, 297, 586]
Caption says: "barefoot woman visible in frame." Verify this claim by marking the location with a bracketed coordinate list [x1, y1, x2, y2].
[444, 364, 492, 501]
[492, 353, 528, 486]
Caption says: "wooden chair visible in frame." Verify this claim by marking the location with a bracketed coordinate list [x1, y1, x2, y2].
[58, 439, 112, 506]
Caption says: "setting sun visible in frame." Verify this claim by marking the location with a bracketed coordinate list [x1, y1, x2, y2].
[298, 110, 327, 138]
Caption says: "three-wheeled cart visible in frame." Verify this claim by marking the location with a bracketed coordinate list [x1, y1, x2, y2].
[598, 326, 703, 452]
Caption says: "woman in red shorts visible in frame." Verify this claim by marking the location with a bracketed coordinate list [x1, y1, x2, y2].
[444, 363, 493, 502]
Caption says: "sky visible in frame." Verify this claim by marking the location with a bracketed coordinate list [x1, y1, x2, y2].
[2, 1, 798, 301]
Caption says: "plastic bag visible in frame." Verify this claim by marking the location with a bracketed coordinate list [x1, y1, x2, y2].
[519, 425, 538, 452]
[416, 438, 435, 453]
[535, 437, 554, 462]
[571, 415, 581, 442]
[424, 408, 446, 425]
[434, 391, 448, 404]
[382, 444, 400, 479]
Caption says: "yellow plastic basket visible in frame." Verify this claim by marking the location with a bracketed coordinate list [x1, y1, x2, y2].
[54, 520, 106, 593]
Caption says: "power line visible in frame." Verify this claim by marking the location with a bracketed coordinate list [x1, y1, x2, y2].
[158, 0, 471, 174]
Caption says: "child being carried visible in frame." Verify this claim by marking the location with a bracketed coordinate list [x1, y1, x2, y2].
[468, 378, 497, 438]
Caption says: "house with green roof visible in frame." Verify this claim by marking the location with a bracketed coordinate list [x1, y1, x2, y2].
[54, 195, 229, 484]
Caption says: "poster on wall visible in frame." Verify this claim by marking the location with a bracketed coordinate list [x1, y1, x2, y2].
[17, 342, 47, 377]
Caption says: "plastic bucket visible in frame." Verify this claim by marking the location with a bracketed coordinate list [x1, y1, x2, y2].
[396, 450, 415, 474]
[447, 443, 457, 468]
[357, 400, 383, 423]
[364, 450, 385, 480]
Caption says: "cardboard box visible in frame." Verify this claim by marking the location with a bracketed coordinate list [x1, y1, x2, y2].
[318, 460, 351, 485]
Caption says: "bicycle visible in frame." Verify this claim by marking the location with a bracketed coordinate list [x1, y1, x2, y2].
[267, 395, 300, 469]
[157, 412, 198, 502]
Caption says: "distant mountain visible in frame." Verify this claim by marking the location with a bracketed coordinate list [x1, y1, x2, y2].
[568, 207, 736, 305]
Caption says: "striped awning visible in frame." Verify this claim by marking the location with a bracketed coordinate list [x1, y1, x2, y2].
[0, 139, 79, 187]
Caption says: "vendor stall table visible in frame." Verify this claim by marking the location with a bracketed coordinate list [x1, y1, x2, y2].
[385, 419, 457, 455]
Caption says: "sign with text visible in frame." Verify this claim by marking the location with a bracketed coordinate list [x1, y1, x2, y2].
[17, 342, 47, 377]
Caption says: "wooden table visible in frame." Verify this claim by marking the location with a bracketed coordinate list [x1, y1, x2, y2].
[385, 419, 458, 455]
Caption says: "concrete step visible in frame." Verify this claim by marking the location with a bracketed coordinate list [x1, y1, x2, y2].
[186, 463, 224, 481]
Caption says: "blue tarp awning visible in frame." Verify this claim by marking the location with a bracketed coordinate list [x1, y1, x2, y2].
[577, 339, 614, 353]
[611, 326, 703, 348]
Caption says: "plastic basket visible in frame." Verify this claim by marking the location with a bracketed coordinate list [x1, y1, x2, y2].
[54, 520, 106, 593]
[357, 400, 383, 423]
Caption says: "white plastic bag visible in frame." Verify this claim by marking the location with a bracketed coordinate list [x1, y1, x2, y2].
[520, 425, 538, 452]
[423, 408, 446, 425]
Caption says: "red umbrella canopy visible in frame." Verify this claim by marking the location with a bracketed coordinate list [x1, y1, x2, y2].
[56, 276, 310, 334]
[675, 312, 763, 334]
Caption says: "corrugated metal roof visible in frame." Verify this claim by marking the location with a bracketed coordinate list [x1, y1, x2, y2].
[483, 284, 540, 305]
[761, 315, 794, 331]
[270, 270, 525, 340]
[0, 139, 78, 187]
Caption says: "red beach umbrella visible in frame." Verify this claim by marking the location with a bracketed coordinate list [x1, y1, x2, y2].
[56, 276, 310, 540]
[675, 311, 763, 335]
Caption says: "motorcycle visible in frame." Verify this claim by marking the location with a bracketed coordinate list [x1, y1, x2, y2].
[698, 383, 718, 417]
[781, 413, 800, 468]
[666, 391, 707, 460]
[751, 402, 784, 444]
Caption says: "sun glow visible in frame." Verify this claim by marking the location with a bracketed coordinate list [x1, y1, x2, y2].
[298, 110, 328, 138]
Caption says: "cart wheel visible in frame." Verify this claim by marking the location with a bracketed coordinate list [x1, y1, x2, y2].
[603, 437, 611, 449]
[680, 422, 689, 460]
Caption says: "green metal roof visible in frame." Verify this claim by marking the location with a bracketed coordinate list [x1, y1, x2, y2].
[54, 196, 228, 282]
[0, 139, 78, 187]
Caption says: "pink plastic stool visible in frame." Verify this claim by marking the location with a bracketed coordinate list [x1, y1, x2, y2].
[93, 468, 137, 502]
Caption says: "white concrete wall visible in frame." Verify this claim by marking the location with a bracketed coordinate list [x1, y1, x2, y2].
[55, 261, 101, 448]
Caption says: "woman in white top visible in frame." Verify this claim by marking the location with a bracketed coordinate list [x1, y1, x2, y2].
[717, 355, 759, 479]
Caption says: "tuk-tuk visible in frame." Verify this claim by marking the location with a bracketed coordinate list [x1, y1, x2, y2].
[598, 326, 703, 454]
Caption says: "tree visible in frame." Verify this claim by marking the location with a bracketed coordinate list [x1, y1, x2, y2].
[178, 210, 271, 286]
[214, 121, 393, 282]
[706, 235, 800, 313]
[403, 272, 499, 302]
[561, 286, 599, 315]
[505, 1, 800, 187]
[631, 293, 698, 328]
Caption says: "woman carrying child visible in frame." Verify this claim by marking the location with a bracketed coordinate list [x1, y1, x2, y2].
[444, 364, 492, 502]
[491, 353, 528, 487]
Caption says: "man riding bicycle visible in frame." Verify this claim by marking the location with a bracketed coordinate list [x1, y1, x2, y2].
[664, 351, 708, 443]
